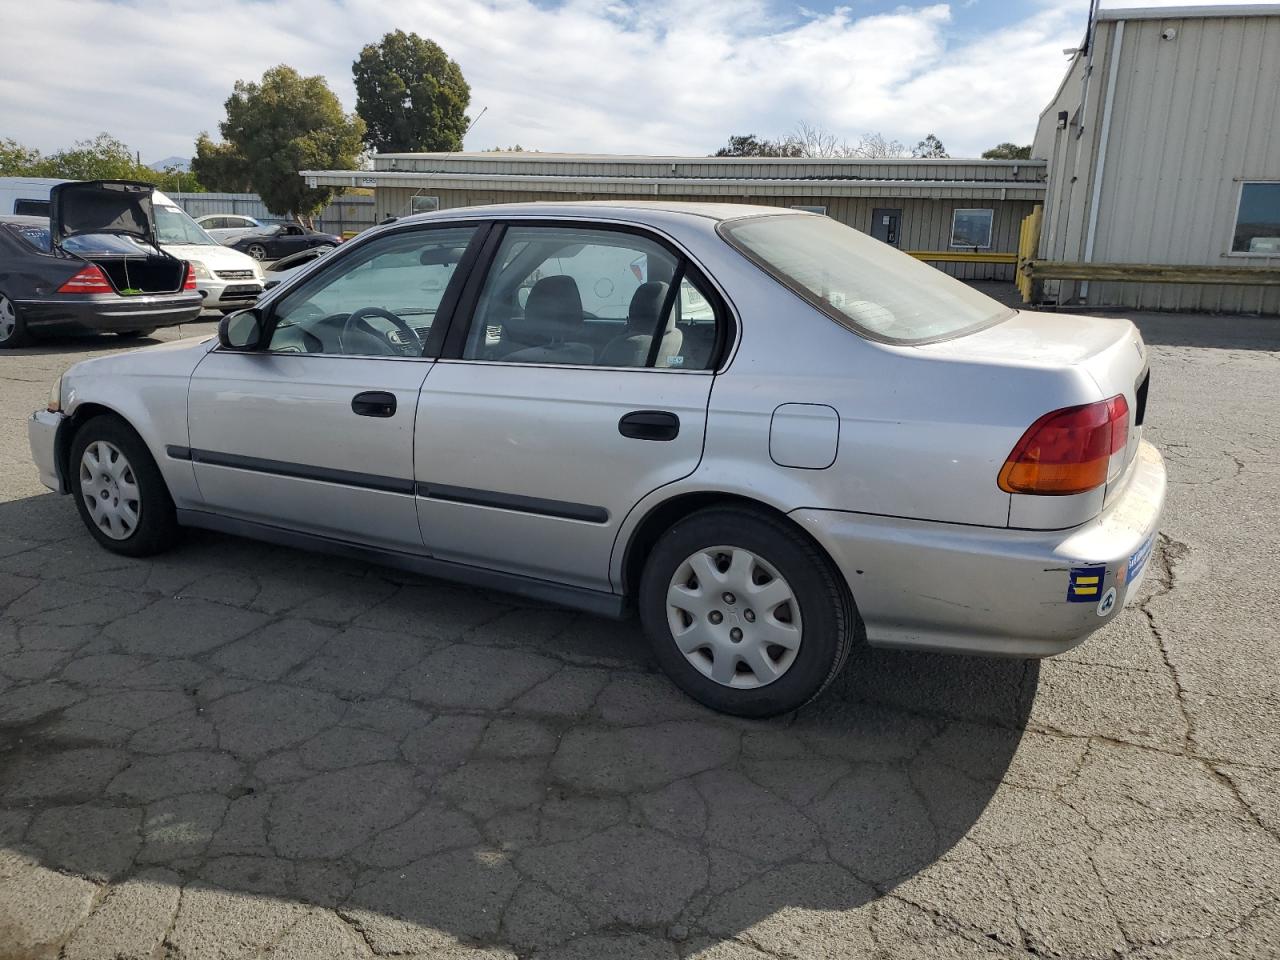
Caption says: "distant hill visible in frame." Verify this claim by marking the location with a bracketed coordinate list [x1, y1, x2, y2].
[148, 156, 190, 172]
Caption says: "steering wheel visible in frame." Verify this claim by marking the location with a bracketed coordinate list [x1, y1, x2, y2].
[339, 306, 421, 356]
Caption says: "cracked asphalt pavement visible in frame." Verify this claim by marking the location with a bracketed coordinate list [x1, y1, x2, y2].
[1, 313, 1278, 959]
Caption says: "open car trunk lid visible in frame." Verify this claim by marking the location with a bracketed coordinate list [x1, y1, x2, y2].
[51, 181, 187, 295]
[51, 180, 161, 249]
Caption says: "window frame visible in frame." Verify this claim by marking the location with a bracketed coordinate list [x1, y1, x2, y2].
[949, 208, 994, 249]
[244, 219, 492, 362]
[437, 218, 735, 374]
[1226, 180, 1280, 258]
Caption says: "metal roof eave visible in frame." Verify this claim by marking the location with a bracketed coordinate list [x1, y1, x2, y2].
[1096, 4, 1280, 21]
[301, 170, 1046, 200]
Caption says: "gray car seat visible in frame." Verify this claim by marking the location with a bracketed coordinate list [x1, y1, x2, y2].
[598, 281, 683, 368]
[502, 275, 594, 365]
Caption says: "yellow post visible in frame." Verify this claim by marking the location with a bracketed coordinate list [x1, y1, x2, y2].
[1016, 205, 1042, 304]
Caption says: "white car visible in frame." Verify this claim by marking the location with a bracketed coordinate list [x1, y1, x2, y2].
[195, 213, 264, 244]
[27, 202, 1165, 717]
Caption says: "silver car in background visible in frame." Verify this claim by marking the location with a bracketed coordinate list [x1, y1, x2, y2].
[27, 202, 1165, 716]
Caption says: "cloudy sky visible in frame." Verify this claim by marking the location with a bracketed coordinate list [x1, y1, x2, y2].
[0, 0, 1254, 163]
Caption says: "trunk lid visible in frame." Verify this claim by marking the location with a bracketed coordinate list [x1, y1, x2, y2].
[913, 309, 1150, 525]
[50, 180, 159, 250]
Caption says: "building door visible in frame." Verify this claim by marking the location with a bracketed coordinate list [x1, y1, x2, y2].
[870, 208, 901, 247]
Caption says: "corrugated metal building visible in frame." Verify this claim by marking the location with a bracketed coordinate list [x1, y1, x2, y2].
[1033, 3, 1280, 312]
[303, 155, 1046, 281]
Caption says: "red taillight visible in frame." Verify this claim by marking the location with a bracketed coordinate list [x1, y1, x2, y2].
[183, 262, 198, 291]
[998, 395, 1130, 495]
[57, 265, 114, 295]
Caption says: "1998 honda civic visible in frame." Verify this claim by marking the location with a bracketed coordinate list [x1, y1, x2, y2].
[28, 202, 1165, 716]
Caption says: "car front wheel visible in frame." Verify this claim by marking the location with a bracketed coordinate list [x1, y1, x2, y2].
[69, 415, 179, 556]
[246, 243, 267, 261]
[639, 506, 855, 717]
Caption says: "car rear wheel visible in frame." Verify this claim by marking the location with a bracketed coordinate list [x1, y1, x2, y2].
[246, 243, 267, 261]
[115, 328, 157, 340]
[69, 415, 179, 557]
[0, 293, 30, 349]
[639, 506, 855, 717]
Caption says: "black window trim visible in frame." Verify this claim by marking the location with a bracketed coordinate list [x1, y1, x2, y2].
[246, 219, 494, 360]
[434, 217, 735, 372]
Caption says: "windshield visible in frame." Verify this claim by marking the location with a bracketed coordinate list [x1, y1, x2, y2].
[719, 214, 1014, 344]
[154, 204, 218, 246]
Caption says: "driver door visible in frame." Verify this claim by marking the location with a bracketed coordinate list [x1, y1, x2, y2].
[185, 224, 480, 550]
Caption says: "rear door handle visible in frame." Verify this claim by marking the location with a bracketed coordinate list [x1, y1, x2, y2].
[352, 391, 397, 418]
[619, 410, 680, 441]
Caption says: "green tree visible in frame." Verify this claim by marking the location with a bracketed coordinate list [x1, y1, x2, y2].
[982, 142, 1032, 160]
[912, 133, 949, 159]
[38, 133, 142, 180]
[353, 30, 470, 153]
[191, 132, 252, 192]
[0, 138, 42, 176]
[713, 134, 802, 158]
[207, 65, 365, 218]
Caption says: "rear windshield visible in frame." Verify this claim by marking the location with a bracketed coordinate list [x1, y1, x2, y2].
[719, 213, 1014, 344]
[4, 222, 159, 256]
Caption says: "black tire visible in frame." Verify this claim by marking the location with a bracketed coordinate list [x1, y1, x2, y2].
[638, 506, 855, 718]
[69, 414, 179, 557]
[0, 292, 31, 349]
[115, 328, 157, 339]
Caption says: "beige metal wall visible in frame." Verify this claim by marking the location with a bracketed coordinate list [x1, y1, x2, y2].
[1037, 13, 1280, 313]
[373, 186, 1033, 281]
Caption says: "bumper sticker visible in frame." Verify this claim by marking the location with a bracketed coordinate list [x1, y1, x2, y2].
[1096, 587, 1118, 617]
[1127, 536, 1155, 584]
[1067, 565, 1106, 602]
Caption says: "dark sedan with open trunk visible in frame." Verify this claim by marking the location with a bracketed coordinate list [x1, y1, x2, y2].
[0, 181, 203, 348]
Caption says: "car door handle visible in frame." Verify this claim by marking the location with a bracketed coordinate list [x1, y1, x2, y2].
[619, 410, 680, 441]
[351, 391, 397, 418]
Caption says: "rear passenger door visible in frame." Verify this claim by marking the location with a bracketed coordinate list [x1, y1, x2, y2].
[413, 222, 728, 592]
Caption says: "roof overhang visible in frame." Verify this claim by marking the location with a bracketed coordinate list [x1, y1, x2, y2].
[301, 170, 1046, 202]
[1096, 4, 1280, 21]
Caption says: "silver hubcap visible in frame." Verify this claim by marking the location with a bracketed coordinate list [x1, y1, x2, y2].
[0, 295, 15, 341]
[79, 441, 141, 540]
[248, 245, 266, 260]
[666, 545, 803, 689]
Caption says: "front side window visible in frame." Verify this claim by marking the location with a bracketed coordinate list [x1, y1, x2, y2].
[950, 208, 994, 248]
[461, 224, 719, 369]
[1232, 182, 1280, 254]
[154, 205, 218, 246]
[267, 226, 475, 357]
[721, 213, 1012, 345]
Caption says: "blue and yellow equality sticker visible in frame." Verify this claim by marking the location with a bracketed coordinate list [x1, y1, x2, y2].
[1067, 565, 1106, 602]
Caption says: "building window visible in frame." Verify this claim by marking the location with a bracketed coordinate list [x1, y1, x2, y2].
[950, 208, 994, 248]
[790, 205, 827, 215]
[411, 195, 440, 214]
[1232, 182, 1280, 254]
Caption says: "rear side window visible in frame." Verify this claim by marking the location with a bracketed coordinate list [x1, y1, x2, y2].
[719, 213, 1012, 345]
[14, 199, 50, 217]
[461, 224, 722, 370]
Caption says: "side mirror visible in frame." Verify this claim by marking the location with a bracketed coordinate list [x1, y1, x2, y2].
[218, 309, 265, 351]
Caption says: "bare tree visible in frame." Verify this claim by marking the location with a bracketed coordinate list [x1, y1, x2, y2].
[850, 132, 909, 159]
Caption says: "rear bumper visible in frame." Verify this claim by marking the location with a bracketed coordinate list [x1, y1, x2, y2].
[197, 277, 263, 311]
[18, 293, 203, 332]
[28, 410, 66, 494]
[793, 440, 1167, 657]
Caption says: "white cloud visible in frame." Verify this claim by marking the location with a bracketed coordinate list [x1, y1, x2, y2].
[0, 0, 1091, 161]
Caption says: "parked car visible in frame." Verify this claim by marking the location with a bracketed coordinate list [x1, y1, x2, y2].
[226, 223, 341, 261]
[195, 214, 264, 244]
[151, 195, 265, 312]
[27, 202, 1165, 716]
[0, 182, 203, 348]
[0, 178, 264, 313]
[261, 245, 334, 289]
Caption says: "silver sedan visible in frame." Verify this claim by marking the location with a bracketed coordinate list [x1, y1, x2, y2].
[28, 202, 1165, 716]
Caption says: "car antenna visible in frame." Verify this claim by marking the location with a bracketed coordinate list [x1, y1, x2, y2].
[402, 107, 489, 217]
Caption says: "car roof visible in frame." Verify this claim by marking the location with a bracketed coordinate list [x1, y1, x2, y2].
[396, 200, 802, 227]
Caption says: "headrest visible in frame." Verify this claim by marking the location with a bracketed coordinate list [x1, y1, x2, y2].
[507, 275, 584, 344]
[627, 281, 672, 333]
